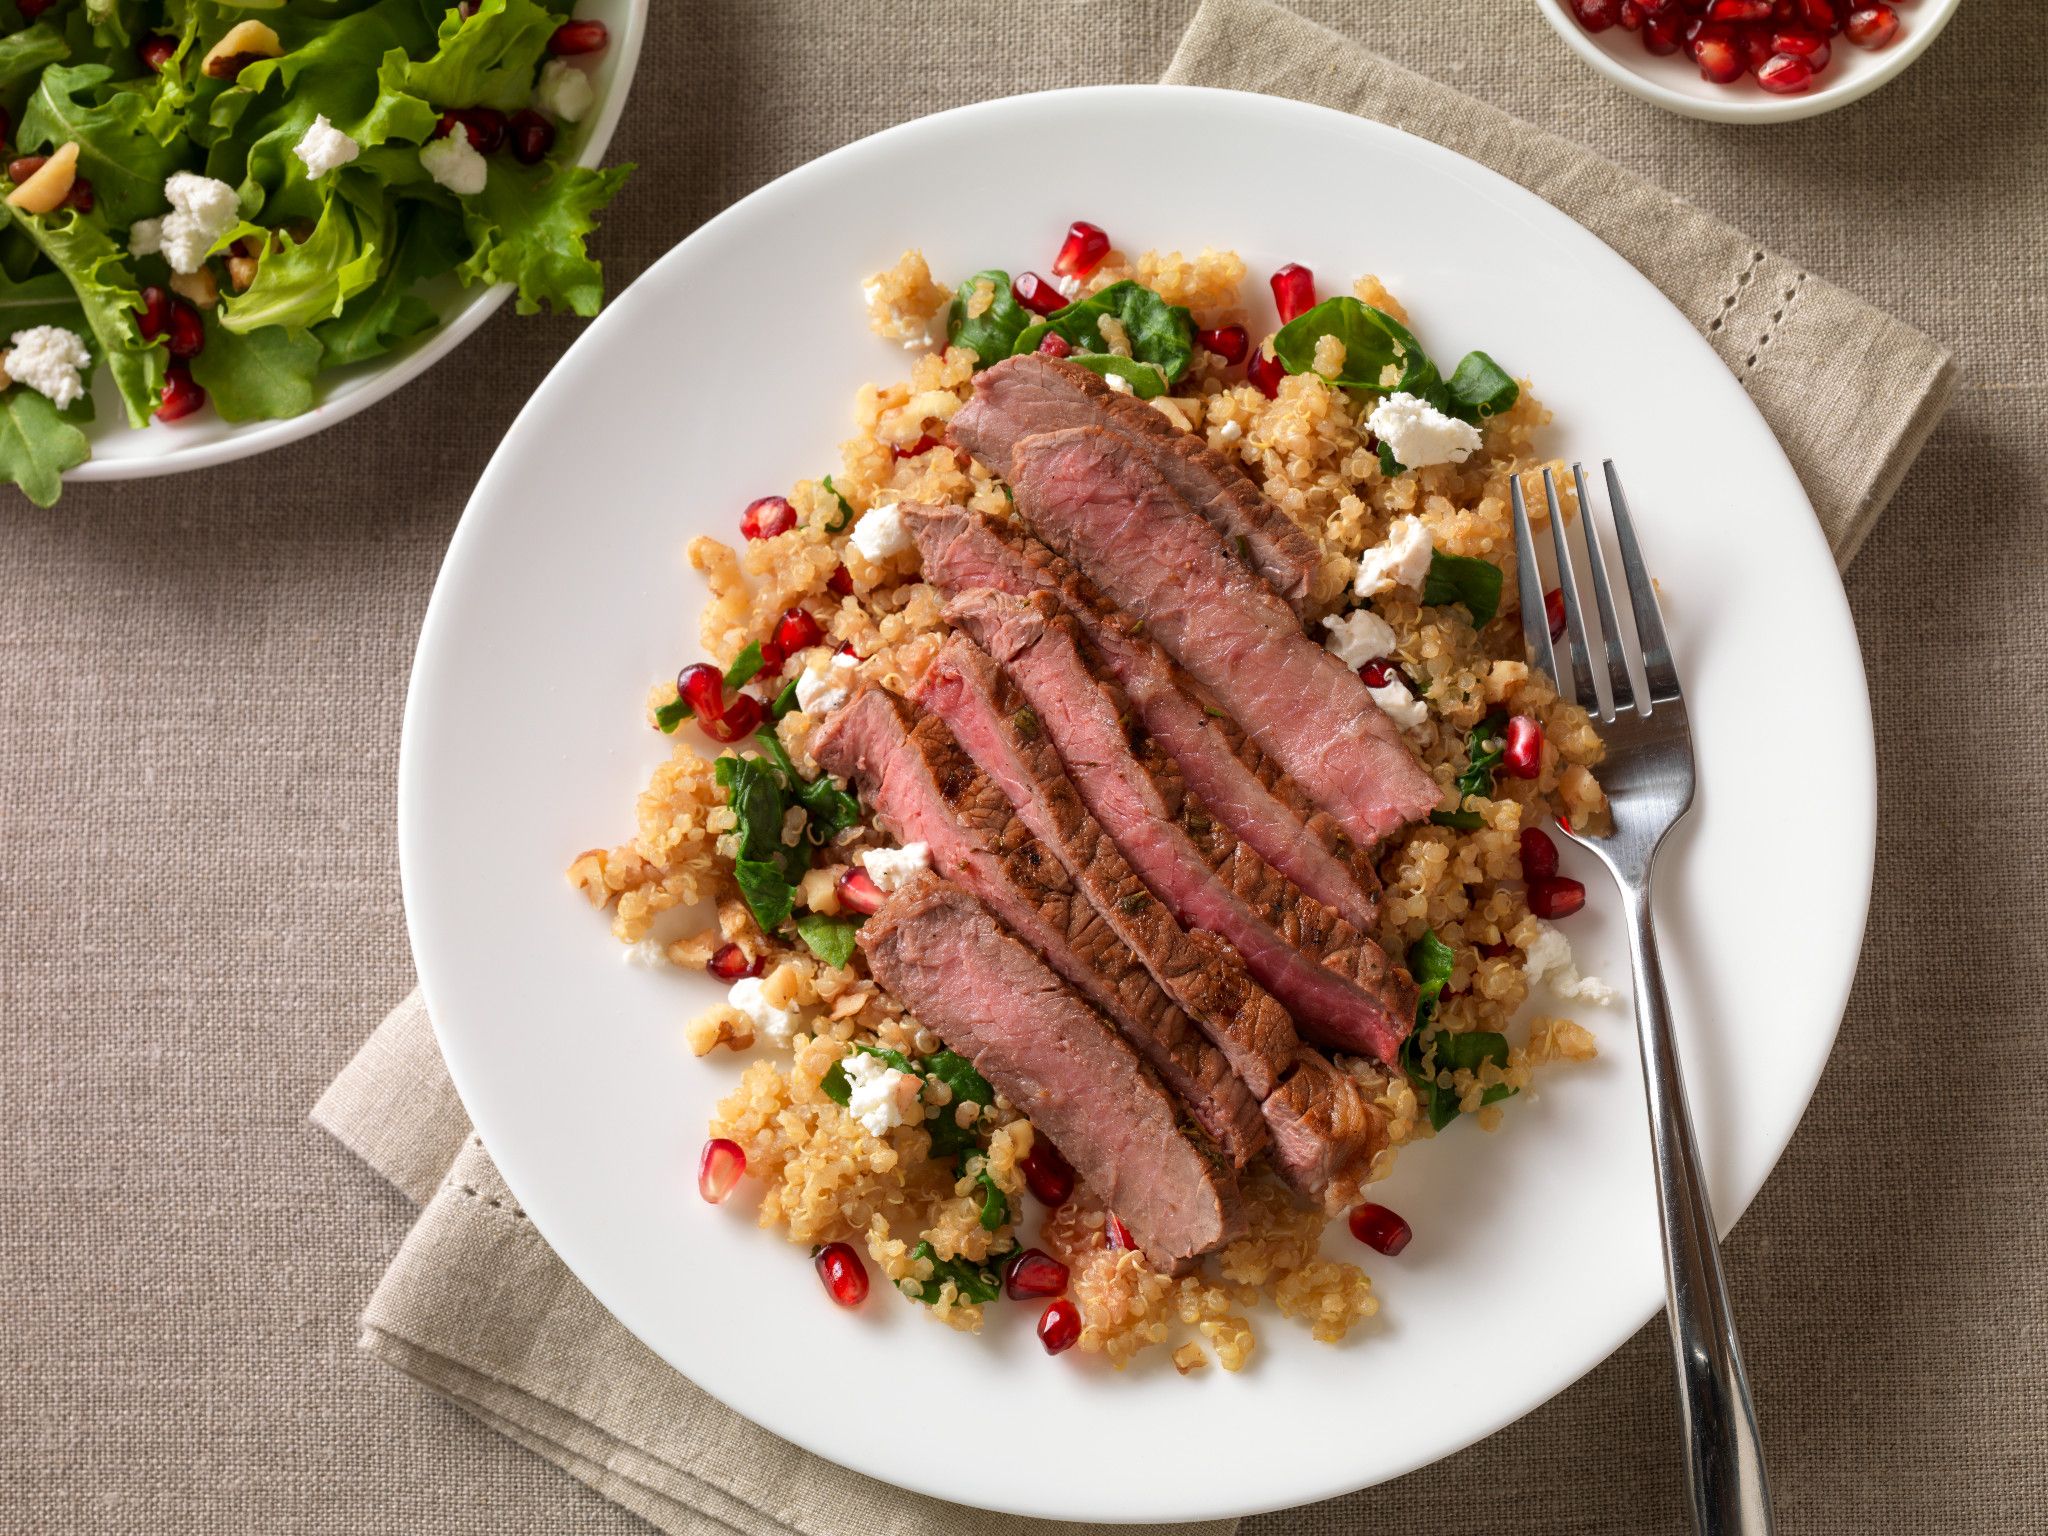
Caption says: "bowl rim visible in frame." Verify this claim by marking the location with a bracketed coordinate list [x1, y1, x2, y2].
[1530, 0, 1961, 124]
[66, 0, 651, 483]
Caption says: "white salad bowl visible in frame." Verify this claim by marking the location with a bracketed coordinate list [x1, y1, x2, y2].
[1532, 0, 1962, 123]
[65, 0, 647, 484]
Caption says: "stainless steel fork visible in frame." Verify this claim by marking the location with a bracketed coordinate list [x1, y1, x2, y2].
[1511, 463, 1774, 1536]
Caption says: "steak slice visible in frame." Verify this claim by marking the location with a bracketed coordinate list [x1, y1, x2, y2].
[949, 590, 1417, 1068]
[859, 873, 1244, 1272]
[915, 634, 1296, 1103]
[903, 501, 1382, 931]
[1262, 1053, 1389, 1214]
[1006, 426, 1443, 849]
[947, 354, 1335, 619]
[811, 686, 1267, 1165]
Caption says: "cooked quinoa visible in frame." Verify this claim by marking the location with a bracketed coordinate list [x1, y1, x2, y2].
[571, 244, 1609, 1373]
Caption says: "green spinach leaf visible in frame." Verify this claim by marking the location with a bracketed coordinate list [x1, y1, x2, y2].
[1012, 279, 1193, 382]
[946, 268, 1027, 368]
[904, 1241, 1005, 1306]
[1454, 714, 1507, 801]
[753, 727, 862, 846]
[654, 696, 690, 733]
[1445, 350, 1518, 422]
[769, 676, 801, 719]
[1435, 1029, 1510, 1073]
[819, 1040, 915, 1106]
[1377, 441, 1404, 478]
[1061, 353, 1167, 399]
[1429, 808, 1484, 831]
[974, 1170, 1008, 1232]
[1420, 550, 1503, 627]
[920, 1049, 992, 1109]
[724, 640, 765, 690]
[1271, 297, 1400, 390]
[818, 474, 852, 533]
[794, 911, 863, 969]
[732, 857, 793, 933]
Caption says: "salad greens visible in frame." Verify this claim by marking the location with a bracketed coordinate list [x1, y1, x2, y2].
[904, 1240, 1008, 1306]
[0, 0, 631, 505]
[1400, 929, 1517, 1133]
[1421, 550, 1504, 626]
[946, 270, 1195, 394]
[707, 729, 864, 941]
[1454, 711, 1508, 802]
[1271, 295, 1518, 423]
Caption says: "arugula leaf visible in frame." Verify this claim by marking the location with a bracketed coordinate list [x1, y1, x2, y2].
[920, 1049, 992, 1108]
[794, 911, 862, 969]
[819, 1040, 915, 1106]
[1445, 350, 1518, 422]
[1377, 441, 1404, 478]
[220, 176, 388, 334]
[1061, 353, 1167, 399]
[904, 1241, 1005, 1306]
[310, 199, 464, 366]
[724, 640, 765, 690]
[0, 266, 86, 332]
[1430, 808, 1484, 831]
[769, 676, 801, 720]
[17, 62, 191, 227]
[2, 204, 162, 429]
[946, 269, 1027, 368]
[653, 696, 690, 733]
[818, 474, 852, 533]
[389, 0, 558, 113]
[1420, 550, 1504, 627]
[732, 858, 793, 932]
[0, 23, 68, 89]
[0, 386, 89, 507]
[1454, 713, 1507, 801]
[1271, 297, 1399, 390]
[1012, 280, 1194, 383]
[187, 312, 321, 421]
[456, 156, 631, 317]
[974, 1170, 1008, 1232]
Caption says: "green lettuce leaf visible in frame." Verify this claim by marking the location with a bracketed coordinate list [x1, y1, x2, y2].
[0, 22, 69, 89]
[187, 310, 320, 420]
[17, 61, 193, 226]
[0, 387, 90, 507]
[455, 157, 629, 317]
[311, 197, 462, 366]
[2, 203, 163, 428]
[387, 0, 559, 113]
[219, 174, 388, 334]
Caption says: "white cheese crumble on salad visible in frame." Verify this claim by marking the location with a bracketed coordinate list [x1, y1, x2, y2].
[794, 651, 857, 715]
[839, 1050, 920, 1137]
[1103, 371, 1134, 395]
[128, 172, 241, 275]
[621, 936, 667, 968]
[1353, 514, 1433, 598]
[5, 326, 92, 409]
[534, 59, 595, 123]
[860, 843, 931, 892]
[849, 500, 912, 562]
[292, 115, 360, 180]
[1367, 391, 1483, 470]
[1364, 672, 1428, 731]
[728, 976, 798, 1046]
[419, 123, 488, 196]
[1524, 922, 1618, 1004]
[1321, 608, 1398, 670]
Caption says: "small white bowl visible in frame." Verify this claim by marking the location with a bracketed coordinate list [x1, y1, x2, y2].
[1532, 0, 1961, 123]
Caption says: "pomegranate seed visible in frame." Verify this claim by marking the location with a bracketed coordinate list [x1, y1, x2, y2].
[1037, 1297, 1082, 1354]
[0, 107, 10, 147]
[547, 18, 609, 55]
[755, 638, 787, 679]
[836, 867, 885, 916]
[165, 300, 205, 361]
[826, 564, 853, 596]
[1246, 344, 1285, 399]
[1707, 0, 1772, 17]
[1742, 28, 1776, 72]
[454, 107, 506, 154]
[1769, 25, 1829, 57]
[154, 364, 206, 422]
[137, 285, 171, 342]
[1269, 263, 1315, 325]
[1528, 875, 1587, 920]
[739, 495, 795, 540]
[1348, 1202, 1413, 1256]
[63, 176, 93, 213]
[8, 154, 46, 184]
[1196, 323, 1248, 365]
[1004, 1248, 1070, 1300]
[1756, 51, 1814, 90]
[707, 943, 763, 983]
[509, 108, 555, 165]
[677, 661, 726, 720]
[1050, 220, 1109, 280]
[1502, 715, 1543, 780]
[1021, 1139, 1075, 1207]
[1036, 331, 1072, 358]
[17, 0, 51, 17]
[1011, 271, 1065, 317]
[1643, 14, 1685, 50]
[137, 33, 178, 72]
[1792, 0, 1837, 30]
[1619, 0, 1644, 27]
[1842, 4, 1896, 46]
[1358, 657, 1399, 689]
[1544, 587, 1567, 642]
[697, 1138, 746, 1202]
[1478, 940, 1516, 959]
[1570, 0, 1618, 29]
[892, 433, 938, 460]
[814, 1242, 870, 1307]
[1520, 826, 1560, 881]
[1104, 1213, 1133, 1252]
[699, 691, 762, 743]
[1691, 24, 1747, 80]
[772, 606, 824, 657]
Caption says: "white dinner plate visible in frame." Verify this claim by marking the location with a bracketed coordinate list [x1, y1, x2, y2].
[65, 0, 647, 483]
[400, 86, 1875, 1524]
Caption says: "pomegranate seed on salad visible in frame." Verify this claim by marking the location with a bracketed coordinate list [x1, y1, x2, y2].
[706, 943, 763, 983]
[1104, 1213, 1134, 1252]
[1520, 826, 1561, 882]
[699, 691, 762, 743]
[154, 364, 206, 422]
[546, 18, 609, 55]
[1246, 344, 1285, 399]
[814, 1242, 870, 1307]
[1036, 1297, 1082, 1355]
[137, 34, 178, 73]
[1502, 715, 1544, 780]
[835, 867, 885, 916]
[162, 299, 206, 360]
[1020, 1138, 1075, 1207]
[1036, 330, 1072, 358]
[676, 661, 726, 720]
[771, 606, 824, 656]
[1050, 220, 1109, 280]
[826, 564, 853, 596]
[1269, 263, 1315, 324]
[438, 107, 506, 154]
[1544, 587, 1567, 642]
[1347, 1202, 1413, 1256]
[1528, 875, 1587, 920]
[1358, 657, 1400, 689]
[137, 286, 171, 342]
[739, 495, 795, 540]
[1196, 323, 1248, 365]
[1004, 1248, 1070, 1300]
[1010, 271, 1066, 317]
[508, 108, 555, 166]
[891, 433, 938, 460]
[697, 1138, 746, 1203]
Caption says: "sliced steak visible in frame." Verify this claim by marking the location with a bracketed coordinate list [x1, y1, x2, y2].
[915, 634, 1296, 1102]
[903, 501, 1382, 931]
[811, 686, 1267, 1165]
[947, 354, 1335, 619]
[1005, 426, 1443, 849]
[859, 873, 1244, 1272]
[1261, 1053, 1388, 1214]
[949, 590, 1417, 1068]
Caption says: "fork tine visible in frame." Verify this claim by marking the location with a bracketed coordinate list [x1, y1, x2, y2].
[1543, 468, 1599, 715]
[1603, 461, 1682, 704]
[1509, 475, 1559, 690]
[1573, 462, 1637, 718]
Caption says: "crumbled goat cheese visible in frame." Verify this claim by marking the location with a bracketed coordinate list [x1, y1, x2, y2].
[1321, 608, 1399, 670]
[1353, 514, 1434, 598]
[420, 124, 488, 196]
[1523, 921, 1619, 1005]
[292, 114, 360, 179]
[534, 59, 595, 123]
[5, 326, 91, 409]
[621, 937, 667, 968]
[794, 651, 857, 715]
[849, 500, 912, 562]
[860, 842, 931, 892]
[839, 1050, 920, 1137]
[1217, 419, 1242, 444]
[135, 172, 241, 275]
[1365, 674, 1429, 731]
[1103, 371, 1134, 395]
[1366, 391, 1483, 470]
[728, 976, 798, 1046]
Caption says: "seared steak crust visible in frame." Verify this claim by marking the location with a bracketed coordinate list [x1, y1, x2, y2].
[1262, 1052, 1389, 1213]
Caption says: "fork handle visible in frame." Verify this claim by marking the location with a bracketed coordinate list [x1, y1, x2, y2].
[1622, 885, 1775, 1536]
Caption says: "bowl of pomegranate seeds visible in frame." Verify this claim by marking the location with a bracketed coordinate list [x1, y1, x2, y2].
[1535, 0, 1961, 121]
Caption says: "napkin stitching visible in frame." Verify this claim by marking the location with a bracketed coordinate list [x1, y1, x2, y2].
[450, 1183, 532, 1223]
[1744, 270, 1809, 371]
[1705, 248, 1765, 335]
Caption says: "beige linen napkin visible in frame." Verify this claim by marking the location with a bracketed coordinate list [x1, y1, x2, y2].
[317, 4, 1956, 1531]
